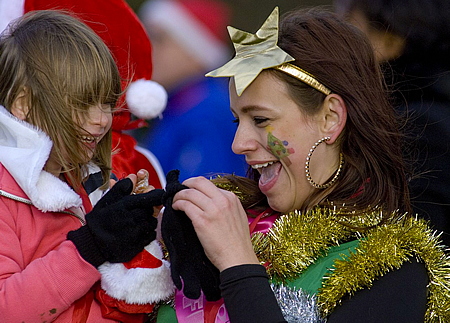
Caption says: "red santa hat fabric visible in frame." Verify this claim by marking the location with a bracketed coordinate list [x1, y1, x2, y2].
[0, 0, 168, 186]
[140, 0, 232, 70]
[20, 0, 167, 122]
[98, 240, 174, 305]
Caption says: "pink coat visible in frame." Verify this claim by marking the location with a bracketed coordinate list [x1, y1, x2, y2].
[0, 105, 174, 322]
[0, 163, 123, 322]
[0, 106, 114, 322]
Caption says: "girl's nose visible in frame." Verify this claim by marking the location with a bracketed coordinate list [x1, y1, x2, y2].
[89, 104, 111, 128]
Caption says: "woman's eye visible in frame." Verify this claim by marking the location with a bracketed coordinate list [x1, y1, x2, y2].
[254, 117, 269, 125]
[232, 117, 239, 125]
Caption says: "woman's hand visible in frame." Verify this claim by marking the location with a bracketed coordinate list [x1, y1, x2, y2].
[173, 176, 259, 272]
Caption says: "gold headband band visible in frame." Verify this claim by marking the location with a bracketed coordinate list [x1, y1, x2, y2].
[274, 63, 331, 95]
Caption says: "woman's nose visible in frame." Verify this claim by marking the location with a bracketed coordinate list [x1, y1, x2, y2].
[232, 124, 258, 155]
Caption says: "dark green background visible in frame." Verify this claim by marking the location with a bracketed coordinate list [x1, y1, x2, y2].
[126, 0, 333, 33]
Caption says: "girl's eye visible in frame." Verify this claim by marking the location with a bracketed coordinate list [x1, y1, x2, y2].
[101, 104, 113, 114]
[232, 117, 239, 125]
[254, 117, 269, 125]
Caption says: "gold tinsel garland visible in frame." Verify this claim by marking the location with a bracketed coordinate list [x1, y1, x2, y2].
[252, 207, 450, 322]
[252, 207, 383, 280]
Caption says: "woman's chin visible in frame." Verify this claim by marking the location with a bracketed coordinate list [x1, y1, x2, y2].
[267, 198, 290, 214]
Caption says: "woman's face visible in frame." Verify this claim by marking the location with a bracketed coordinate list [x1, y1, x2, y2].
[230, 72, 330, 213]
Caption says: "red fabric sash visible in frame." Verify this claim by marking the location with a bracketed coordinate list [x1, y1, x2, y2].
[72, 284, 96, 323]
[64, 173, 93, 213]
[95, 286, 151, 323]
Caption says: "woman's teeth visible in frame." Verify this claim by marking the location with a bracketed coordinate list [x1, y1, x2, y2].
[251, 161, 275, 169]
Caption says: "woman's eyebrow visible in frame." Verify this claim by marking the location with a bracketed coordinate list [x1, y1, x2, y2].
[231, 105, 271, 114]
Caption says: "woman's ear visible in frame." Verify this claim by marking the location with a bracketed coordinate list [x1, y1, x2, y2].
[10, 89, 29, 120]
[319, 94, 347, 144]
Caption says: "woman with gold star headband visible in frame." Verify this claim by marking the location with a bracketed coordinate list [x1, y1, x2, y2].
[159, 6, 450, 323]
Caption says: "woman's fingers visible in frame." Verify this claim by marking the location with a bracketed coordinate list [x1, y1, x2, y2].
[173, 176, 243, 224]
[171, 177, 259, 271]
[182, 176, 228, 200]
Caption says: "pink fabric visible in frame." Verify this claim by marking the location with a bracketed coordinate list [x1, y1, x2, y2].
[0, 163, 115, 322]
[248, 213, 278, 234]
[175, 288, 229, 323]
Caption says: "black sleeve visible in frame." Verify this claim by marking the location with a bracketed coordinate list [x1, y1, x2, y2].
[327, 258, 429, 323]
[220, 264, 287, 323]
[220, 259, 428, 323]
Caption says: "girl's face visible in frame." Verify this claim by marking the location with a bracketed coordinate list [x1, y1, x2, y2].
[230, 72, 329, 213]
[77, 104, 113, 161]
[44, 103, 113, 177]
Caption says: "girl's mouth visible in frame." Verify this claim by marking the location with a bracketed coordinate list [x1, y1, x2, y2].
[79, 135, 97, 144]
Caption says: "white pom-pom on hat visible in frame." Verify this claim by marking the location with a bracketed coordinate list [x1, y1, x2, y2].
[126, 78, 167, 119]
[0, 0, 25, 34]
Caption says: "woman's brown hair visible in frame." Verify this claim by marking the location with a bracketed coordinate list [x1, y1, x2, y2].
[0, 10, 122, 188]
[217, 7, 411, 220]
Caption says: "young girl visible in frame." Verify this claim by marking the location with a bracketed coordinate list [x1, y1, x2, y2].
[0, 10, 168, 322]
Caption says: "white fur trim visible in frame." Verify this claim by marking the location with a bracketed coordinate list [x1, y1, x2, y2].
[0, 106, 81, 211]
[98, 241, 175, 304]
[32, 171, 82, 212]
[126, 79, 167, 119]
[0, 0, 24, 34]
[140, 0, 230, 70]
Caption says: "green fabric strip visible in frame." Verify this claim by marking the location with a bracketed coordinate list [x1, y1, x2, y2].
[156, 304, 178, 322]
[284, 239, 360, 295]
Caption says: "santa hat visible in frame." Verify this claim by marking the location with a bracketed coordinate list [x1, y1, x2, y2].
[139, 0, 231, 70]
[0, 0, 167, 124]
[98, 240, 175, 305]
[94, 240, 174, 320]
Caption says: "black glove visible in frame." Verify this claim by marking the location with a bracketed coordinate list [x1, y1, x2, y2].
[68, 178, 164, 268]
[161, 170, 221, 301]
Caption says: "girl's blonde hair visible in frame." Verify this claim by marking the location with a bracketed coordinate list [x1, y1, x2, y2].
[0, 10, 122, 188]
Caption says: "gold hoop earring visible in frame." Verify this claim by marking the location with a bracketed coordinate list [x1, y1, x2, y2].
[305, 137, 344, 189]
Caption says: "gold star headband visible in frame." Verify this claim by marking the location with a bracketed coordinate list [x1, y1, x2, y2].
[206, 7, 331, 96]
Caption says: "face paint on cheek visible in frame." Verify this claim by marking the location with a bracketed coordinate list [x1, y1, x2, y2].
[265, 126, 295, 166]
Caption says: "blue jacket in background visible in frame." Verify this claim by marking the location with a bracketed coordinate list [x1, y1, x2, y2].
[142, 77, 246, 181]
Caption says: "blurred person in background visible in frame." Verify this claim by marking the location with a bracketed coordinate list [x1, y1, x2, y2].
[335, 0, 450, 247]
[139, 0, 246, 180]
